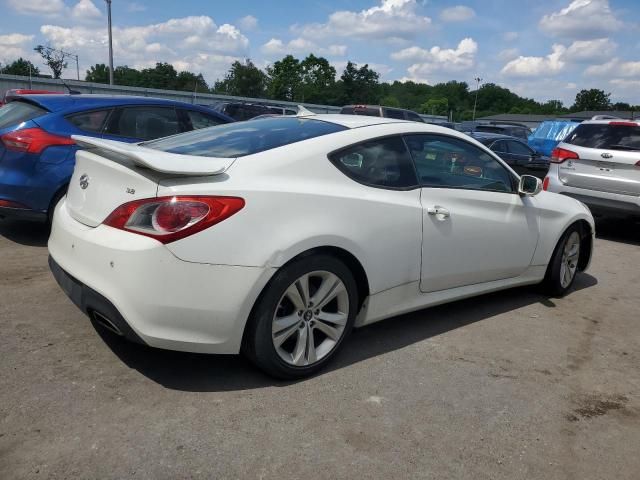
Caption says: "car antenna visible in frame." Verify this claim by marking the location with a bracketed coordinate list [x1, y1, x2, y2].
[60, 78, 81, 95]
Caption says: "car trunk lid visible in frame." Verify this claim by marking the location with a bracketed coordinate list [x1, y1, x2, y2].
[558, 123, 640, 196]
[66, 136, 235, 227]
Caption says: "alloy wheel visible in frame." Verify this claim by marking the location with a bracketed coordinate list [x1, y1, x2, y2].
[559, 231, 580, 288]
[271, 271, 350, 366]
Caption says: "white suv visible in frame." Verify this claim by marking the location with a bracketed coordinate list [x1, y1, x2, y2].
[544, 118, 640, 218]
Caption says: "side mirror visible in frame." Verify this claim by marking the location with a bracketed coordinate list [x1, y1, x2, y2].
[518, 175, 542, 196]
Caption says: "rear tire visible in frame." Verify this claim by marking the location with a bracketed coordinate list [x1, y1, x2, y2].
[542, 224, 582, 297]
[243, 254, 358, 380]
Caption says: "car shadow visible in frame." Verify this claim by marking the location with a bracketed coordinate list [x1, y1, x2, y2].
[0, 218, 49, 247]
[95, 272, 598, 392]
[595, 217, 640, 246]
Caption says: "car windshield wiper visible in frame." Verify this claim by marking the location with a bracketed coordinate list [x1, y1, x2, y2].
[606, 144, 640, 151]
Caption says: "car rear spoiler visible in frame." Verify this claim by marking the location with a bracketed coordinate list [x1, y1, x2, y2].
[72, 135, 234, 176]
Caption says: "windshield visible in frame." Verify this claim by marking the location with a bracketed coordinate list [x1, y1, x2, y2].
[564, 123, 640, 150]
[144, 117, 347, 158]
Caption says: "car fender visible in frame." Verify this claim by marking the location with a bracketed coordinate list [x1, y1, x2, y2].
[530, 191, 594, 267]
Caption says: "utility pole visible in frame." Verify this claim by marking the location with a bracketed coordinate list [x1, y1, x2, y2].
[472, 76, 482, 121]
[106, 0, 114, 85]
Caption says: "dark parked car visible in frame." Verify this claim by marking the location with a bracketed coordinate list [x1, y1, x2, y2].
[473, 123, 531, 140]
[212, 102, 297, 121]
[470, 132, 550, 179]
[0, 94, 232, 224]
[340, 105, 424, 123]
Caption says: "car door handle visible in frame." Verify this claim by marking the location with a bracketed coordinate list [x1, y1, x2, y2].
[427, 206, 450, 218]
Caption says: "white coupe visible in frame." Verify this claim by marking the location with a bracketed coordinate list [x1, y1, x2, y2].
[48, 115, 594, 378]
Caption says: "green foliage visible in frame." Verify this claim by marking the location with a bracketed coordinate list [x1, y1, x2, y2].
[299, 54, 336, 104]
[267, 55, 303, 101]
[214, 59, 267, 97]
[380, 95, 401, 108]
[34, 45, 67, 79]
[2, 58, 40, 76]
[421, 97, 448, 115]
[340, 61, 380, 104]
[86, 63, 110, 83]
[572, 89, 611, 111]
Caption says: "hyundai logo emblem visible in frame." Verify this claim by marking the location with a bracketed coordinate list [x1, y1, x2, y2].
[601, 152, 613, 159]
[79, 174, 90, 190]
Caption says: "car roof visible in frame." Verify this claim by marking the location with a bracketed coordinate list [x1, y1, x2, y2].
[577, 119, 640, 125]
[17, 94, 214, 113]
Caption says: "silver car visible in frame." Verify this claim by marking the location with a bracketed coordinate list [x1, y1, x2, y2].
[544, 118, 640, 218]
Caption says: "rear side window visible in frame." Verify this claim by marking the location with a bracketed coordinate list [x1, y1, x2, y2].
[406, 112, 424, 123]
[475, 125, 503, 134]
[328, 136, 418, 189]
[491, 140, 508, 153]
[67, 109, 111, 133]
[0, 101, 48, 129]
[507, 140, 533, 155]
[183, 110, 224, 130]
[105, 107, 180, 140]
[384, 108, 405, 120]
[145, 117, 347, 158]
[564, 123, 640, 150]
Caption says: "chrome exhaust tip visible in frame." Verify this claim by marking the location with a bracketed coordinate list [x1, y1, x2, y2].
[91, 310, 124, 336]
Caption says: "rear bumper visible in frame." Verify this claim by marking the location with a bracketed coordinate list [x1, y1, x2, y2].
[545, 166, 640, 217]
[48, 200, 275, 354]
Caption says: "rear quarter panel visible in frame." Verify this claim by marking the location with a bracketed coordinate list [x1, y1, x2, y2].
[158, 124, 427, 295]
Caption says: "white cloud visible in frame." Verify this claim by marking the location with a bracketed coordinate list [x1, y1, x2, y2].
[38, 16, 249, 83]
[72, 0, 101, 20]
[501, 44, 567, 76]
[392, 38, 478, 75]
[584, 58, 640, 77]
[539, 0, 622, 40]
[261, 38, 347, 57]
[0, 33, 35, 63]
[238, 15, 258, 31]
[292, 0, 431, 41]
[564, 38, 616, 63]
[440, 5, 475, 22]
[7, 0, 64, 16]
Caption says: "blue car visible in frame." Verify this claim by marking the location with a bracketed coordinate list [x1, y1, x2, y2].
[528, 120, 580, 157]
[0, 94, 233, 224]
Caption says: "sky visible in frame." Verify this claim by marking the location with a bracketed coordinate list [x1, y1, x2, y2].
[1, 0, 639, 106]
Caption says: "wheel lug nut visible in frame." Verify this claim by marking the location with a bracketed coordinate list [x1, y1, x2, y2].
[298, 311, 303, 316]
[314, 309, 320, 315]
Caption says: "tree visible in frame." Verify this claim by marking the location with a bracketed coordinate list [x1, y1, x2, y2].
[139, 62, 178, 89]
[612, 102, 631, 111]
[572, 89, 611, 111]
[299, 54, 336, 104]
[86, 63, 110, 83]
[421, 97, 448, 116]
[340, 61, 380, 104]
[267, 55, 302, 101]
[214, 59, 268, 97]
[2, 58, 40, 76]
[34, 45, 67, 79]
[175, 71, 208, 93]
[380, 95, 401, 107]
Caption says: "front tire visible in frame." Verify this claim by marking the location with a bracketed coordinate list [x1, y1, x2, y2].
[243, 254, 358, 379]
[542, 224, 582, 297]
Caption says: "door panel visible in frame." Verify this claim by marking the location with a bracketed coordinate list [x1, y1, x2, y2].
[420, 188, 539, 292]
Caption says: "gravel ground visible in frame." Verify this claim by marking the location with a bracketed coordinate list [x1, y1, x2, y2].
[1, 217, 639, 480]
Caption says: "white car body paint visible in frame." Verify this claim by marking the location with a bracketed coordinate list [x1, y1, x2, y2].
[49, 115, 594, 354]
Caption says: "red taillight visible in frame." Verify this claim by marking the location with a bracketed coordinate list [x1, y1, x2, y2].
[542, 176, 550, 191]
[550, 147, 579, 164]
[1, 128, 75, 154]
[103, 196, 245, 244]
